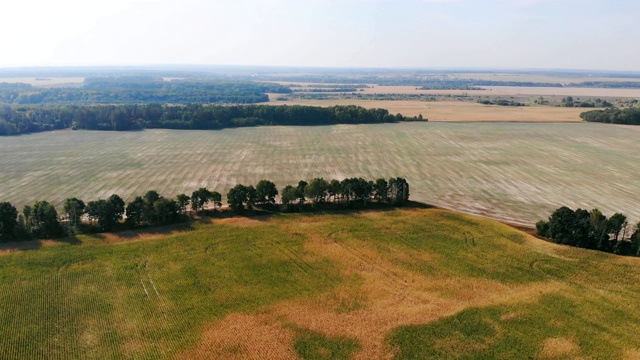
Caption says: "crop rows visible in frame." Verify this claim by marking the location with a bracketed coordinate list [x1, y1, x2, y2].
[0, 122, 639, 225]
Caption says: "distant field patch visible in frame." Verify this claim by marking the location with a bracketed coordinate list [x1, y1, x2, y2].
[0, 123, 639, 225]
[267, 99, 589, 121]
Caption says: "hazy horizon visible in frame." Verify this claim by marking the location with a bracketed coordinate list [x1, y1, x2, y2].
[2, 0, 638, 71]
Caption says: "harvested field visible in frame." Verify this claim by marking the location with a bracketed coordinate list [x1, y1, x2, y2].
[267, 98, 591, 121]
[2, 122, 638, 225]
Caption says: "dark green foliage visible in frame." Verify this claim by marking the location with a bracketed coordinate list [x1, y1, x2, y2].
[388, 177, 410, 205]
[0, 202, 18, 241]
[28, 201, 63, 238]
[535, 220, 549, 238]
[255, 179, 278, 205]
[478, 99, 526, 106]
[190, 188, 213, 212]
[581, 108, 640, 125]
[63, 197, 85, 229]
[373, 178, 388, 203]
[125, 197, 145, 228]
[0, 79, 291, 105]
[539, 206, 639, 256]
[176, 194, 190, 214]
[305, 178, 329, 204]
[281, 185, 297, 206]
[210, 191, 222, 210]
[0, 104, 419, 135]
[227, 184, 252, 213]
[86, 195, 124, 231]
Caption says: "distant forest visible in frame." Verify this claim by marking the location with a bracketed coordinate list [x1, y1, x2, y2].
[580, 108, 640, 125]
[0, 77, 291, 105]
[0, 104, 423, 135]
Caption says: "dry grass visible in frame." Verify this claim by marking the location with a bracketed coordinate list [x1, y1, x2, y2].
[539, 337, 581, 358]
[178, 313, 297, 360]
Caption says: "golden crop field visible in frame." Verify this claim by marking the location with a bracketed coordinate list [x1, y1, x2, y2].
[267, 98, 589, 121]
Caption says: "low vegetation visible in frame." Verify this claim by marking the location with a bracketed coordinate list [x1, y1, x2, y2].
[2, 207, 640, 358]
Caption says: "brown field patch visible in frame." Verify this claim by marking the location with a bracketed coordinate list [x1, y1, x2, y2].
[623, 349, 640, 360]
[178, 313, 297, 360]
[214, 217, 269, 227]
[539, 337, 581, 358]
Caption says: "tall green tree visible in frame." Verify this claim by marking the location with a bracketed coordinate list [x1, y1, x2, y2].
[256, 179, 278, 205]
[227, 184, 249, 213]
[211, 191, 222, 210]
[86, 195, 124, 231]
[281, 185, 297, 206]
[176, 194, 190, 214]
[63, 197, 85, 228]
[608, 213, 628, 242]
[30, 201, 63, 238]
[374, 178, 389, 202]
[305, 178, 329, 204]
[125, 196, 145, 227]
[388, 177, 410, 205]
[0, 202, 18, 241]
[191, 188, 213, 212]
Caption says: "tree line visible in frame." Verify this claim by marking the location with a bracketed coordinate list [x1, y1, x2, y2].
[0, 104, 422, 135]
[580, 108, 640, 125]
[0, 79, 291, 105]
[536, 206, 640, 256]
[0, 177, 409, 242]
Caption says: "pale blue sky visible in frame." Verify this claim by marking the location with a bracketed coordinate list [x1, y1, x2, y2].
[1, 0, 638, 70]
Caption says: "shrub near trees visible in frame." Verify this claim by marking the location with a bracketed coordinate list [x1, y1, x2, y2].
[537, 206, 640, 256]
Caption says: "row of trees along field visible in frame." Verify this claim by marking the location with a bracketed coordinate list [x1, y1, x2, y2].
[580, 107, 640, 125]
[0, 104, 422, 135]
[536, 206, 640, 256]
[0, 79, 291, 105]
[0, 177, 409, 242]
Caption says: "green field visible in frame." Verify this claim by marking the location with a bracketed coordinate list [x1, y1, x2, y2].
[1, 208, 640, 359]
[1, 122, 638, 225]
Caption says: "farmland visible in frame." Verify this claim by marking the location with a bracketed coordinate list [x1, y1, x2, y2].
[1, 122, 639, 226]
[267, 98, 589, 121]
[2, 208, 640, 358]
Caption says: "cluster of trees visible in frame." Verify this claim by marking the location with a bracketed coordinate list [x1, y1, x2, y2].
[568, 81, 640, 89]
[225, 177, 410, 213]
[477, 99, 526, 106]
[0, 104, 422, 135]
[0, 191, 188, 240]
[536, 206, 640, 256]
[580, 108, 640, 125]
[0, 177, 410, 242]
[0, 79, 291, 105]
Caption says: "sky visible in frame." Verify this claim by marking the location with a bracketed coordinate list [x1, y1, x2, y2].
[1, 0, 638, 71]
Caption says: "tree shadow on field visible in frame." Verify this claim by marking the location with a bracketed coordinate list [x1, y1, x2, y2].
[82, 221, 196, 242]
